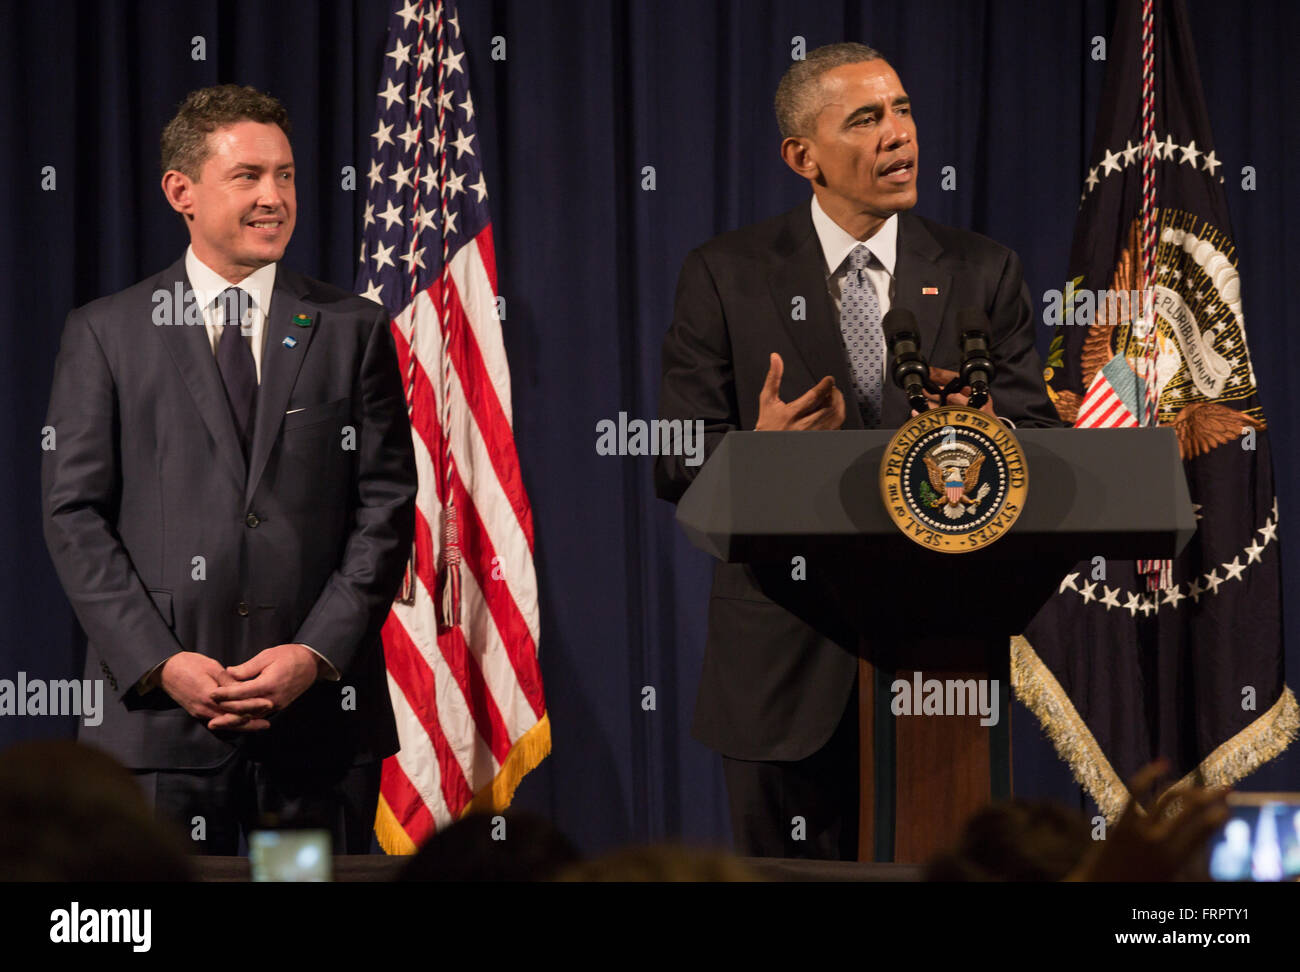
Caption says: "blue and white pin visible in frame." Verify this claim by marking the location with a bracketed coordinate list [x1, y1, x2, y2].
[284, 313, 313, 348]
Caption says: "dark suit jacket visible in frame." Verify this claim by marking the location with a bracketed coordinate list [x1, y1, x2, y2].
[42, 255, 417, 772]
[654, 201, 1059, 762]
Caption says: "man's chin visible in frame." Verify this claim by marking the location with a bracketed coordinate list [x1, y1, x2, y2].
[855, 188, 918, 217]
[858, 197, 917, 221]
[887, 189, 919, 212]
[245, 243, 289, 267]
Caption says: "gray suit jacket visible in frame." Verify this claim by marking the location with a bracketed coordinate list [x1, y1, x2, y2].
[654, 203, 1060, 761]
[42, 255, 417, 771]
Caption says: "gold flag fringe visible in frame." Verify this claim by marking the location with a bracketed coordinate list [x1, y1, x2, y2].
[1011, 635, 1299, 823]
[374, 792, 417, 856]
[374, 712, 553, 855]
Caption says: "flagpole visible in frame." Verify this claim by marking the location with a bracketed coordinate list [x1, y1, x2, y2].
[395, 0, 433, 607]
[1139, 0, 1157, 427]
[1137, 0, 1172, 590]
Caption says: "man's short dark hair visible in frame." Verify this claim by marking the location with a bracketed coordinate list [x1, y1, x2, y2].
[160, 84, 292, 180]
[774, 42, 883, 139]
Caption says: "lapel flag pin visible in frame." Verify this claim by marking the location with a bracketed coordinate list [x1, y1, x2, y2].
[283, 335, 298, 349]
[293, 313, 313, 327]
[922, 287, 940, 295]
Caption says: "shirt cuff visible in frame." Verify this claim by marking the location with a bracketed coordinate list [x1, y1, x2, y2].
[135, 657, 172, 693]
[301, 644, 341, 681]
[997, 415, 1017, 429]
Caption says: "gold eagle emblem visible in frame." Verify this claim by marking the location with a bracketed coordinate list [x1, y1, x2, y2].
[923, 445, 991, 520]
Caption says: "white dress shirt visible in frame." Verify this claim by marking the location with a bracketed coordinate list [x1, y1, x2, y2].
[809, 195, 897, 381]
[185, 245, 277, 384]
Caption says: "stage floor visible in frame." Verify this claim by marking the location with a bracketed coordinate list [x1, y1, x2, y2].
[192, 855, 925, 882]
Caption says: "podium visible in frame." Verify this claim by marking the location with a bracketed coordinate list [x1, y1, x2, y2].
[675, 428, 1195, 863]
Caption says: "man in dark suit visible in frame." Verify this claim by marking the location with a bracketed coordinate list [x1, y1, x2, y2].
[654, 44, 1059, 860]
[41, 85, 417, 855]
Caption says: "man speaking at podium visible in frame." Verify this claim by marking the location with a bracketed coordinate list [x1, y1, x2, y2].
[42, 86, 417, 855]
[654, 44, 1058, 860]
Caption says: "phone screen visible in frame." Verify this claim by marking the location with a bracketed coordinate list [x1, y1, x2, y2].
[248, 829, 333, 882]
[1206, 796, 1300, 882]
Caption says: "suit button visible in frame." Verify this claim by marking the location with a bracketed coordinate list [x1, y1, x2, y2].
[245, 513, 260, 528]
[237, 602, 250, 616]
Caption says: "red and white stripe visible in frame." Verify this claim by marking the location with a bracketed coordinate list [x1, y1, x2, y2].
[379, 227, 545, 846]
[1076, 370, 1139, 429]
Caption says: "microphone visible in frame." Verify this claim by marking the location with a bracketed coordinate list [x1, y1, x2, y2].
[883, 308, 931, 414]
[956, 308, 995, 410]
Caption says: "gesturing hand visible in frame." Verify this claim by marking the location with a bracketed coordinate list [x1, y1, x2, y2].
[1065, 759, 1230, 882]
[159, 651, 273, 732]
[755, 352, 846, 431]
[209, 643, 325, 727]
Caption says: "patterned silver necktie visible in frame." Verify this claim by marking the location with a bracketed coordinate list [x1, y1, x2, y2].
[839, 244, 884, 426]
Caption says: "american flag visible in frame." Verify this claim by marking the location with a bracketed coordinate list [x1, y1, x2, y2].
[356, 0, 548, 853]
[1076, 356, 1141, 428]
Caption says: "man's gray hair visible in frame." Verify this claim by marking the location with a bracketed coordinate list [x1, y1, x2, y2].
[774, 42, 883, 138]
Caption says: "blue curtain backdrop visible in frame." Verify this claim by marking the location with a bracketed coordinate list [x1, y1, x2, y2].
[2, 0, 1296, 856]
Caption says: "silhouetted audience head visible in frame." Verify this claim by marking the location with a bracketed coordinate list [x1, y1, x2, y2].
[556, 844, 761, 882]
[397, 810, 580, 881]
[0, 740, 192, 881]
[929, 762, 1232, 882]
[924, 799, 1091, 881]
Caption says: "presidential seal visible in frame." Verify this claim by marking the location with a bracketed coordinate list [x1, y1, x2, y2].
[879, 405, 1028, 553]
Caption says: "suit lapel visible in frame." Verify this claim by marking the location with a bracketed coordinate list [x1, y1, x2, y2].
[154, 256, 320, 500]
[155, 257, 248, 490]
[891, 212, 951, 363]
[245, 269, 319, 505]
[767, 204, 864, 430]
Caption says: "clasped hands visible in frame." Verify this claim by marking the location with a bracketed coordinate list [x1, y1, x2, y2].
[159, 644, 326, 732]
[754, 352, 995, 431]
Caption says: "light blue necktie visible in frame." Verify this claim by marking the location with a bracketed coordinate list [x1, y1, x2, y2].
[839, 244, 884, 426]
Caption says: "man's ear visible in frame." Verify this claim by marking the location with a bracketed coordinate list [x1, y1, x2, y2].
[161, 170, 195, 221]
[780, 136, 820, 181]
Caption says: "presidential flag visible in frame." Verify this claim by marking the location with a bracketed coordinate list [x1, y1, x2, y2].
[1016, 0, 1296, 819]
[356, 0, 548, 852]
